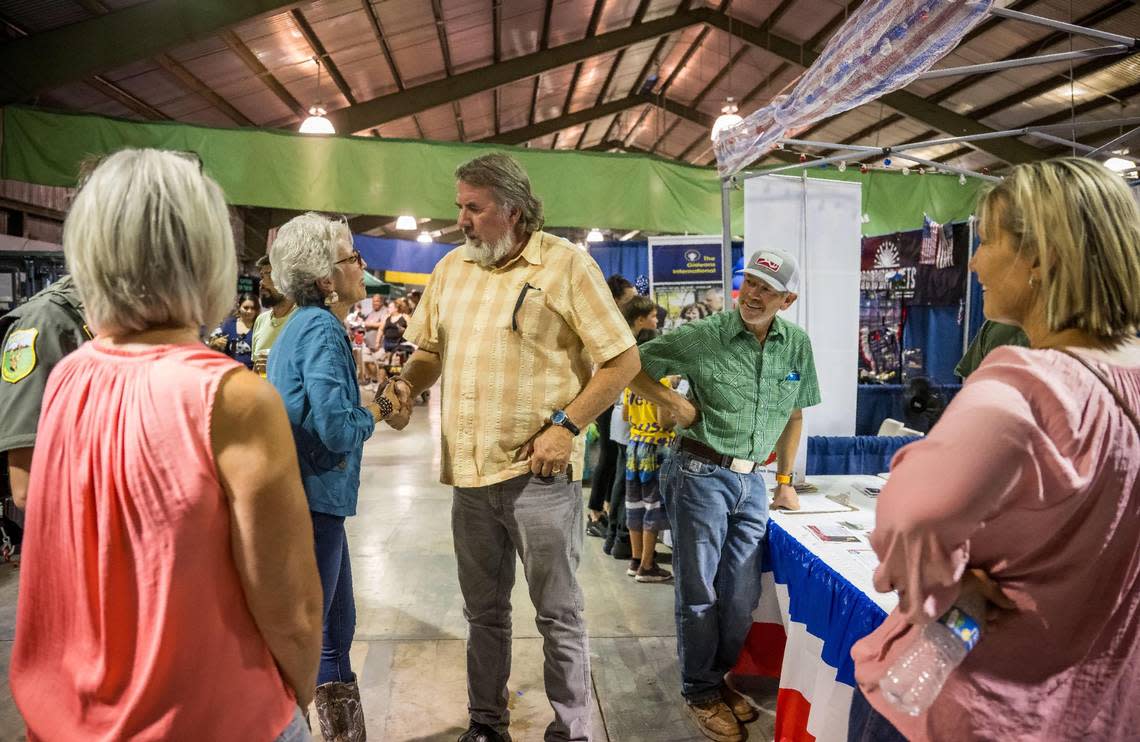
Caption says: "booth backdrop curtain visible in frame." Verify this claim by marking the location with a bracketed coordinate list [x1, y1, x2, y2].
[353, 234, 455, 275]
[806, 435, 920, 475]
[902, 305, 963, 385]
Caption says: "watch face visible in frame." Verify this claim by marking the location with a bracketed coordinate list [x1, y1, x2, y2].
[551, 411, 566, 424]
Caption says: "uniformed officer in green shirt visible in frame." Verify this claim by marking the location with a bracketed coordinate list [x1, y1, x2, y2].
[628, 248, 821, 742]
[0, 275, 91, 523]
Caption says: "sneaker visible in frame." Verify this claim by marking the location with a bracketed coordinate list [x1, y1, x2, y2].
[611, 541, 632, 560]
[635, 564, 674, 583]
[586, 520, 607, 538]
[684, 699, 744, 742]
[720, 683, 759, 723]
[457, 720, 512, 742]
[626, 558, 640, 576]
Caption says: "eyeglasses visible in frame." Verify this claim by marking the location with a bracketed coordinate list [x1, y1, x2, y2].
[334, 250, 364, 268]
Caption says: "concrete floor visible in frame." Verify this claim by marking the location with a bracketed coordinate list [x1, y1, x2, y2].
[0, 392, 778, 742]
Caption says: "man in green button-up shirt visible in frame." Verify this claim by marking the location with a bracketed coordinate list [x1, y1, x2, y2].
[629, 248, 820, 741]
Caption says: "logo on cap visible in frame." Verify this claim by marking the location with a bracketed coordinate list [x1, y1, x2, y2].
[755, 255, 782, 273]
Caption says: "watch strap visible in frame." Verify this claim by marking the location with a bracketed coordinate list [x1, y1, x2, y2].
[552, 409, 580, 436]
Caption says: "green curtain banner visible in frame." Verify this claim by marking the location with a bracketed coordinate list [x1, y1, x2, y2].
[2, 106, 988, 237]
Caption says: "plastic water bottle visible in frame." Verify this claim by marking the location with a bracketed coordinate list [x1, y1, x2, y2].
[879, 593, 985, 716]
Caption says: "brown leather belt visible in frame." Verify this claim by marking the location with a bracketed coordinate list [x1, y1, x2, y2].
[678, 437, 761, 474]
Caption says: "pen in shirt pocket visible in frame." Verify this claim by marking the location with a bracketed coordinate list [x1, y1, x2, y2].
[511, 282, 541, 332]
[785, 372, 800, 381]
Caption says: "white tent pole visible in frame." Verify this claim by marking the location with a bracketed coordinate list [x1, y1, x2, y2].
[918, 45, 1128, 80]
[989, 6, 1138, 46]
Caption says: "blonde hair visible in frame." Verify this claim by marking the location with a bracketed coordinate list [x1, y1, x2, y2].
[270, 213, 353, 307]
[978, 157, 1140, 340]
[63, 149, 236, 335]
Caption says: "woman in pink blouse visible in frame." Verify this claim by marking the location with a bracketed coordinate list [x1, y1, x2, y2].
[10, 149, 324, 741]
[851, 157, 1140, 741]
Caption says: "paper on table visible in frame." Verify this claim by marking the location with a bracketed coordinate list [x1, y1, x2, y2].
[770, 493, 855, 515]
[807, 523, 861, 543]
[848, 548, 881, 572]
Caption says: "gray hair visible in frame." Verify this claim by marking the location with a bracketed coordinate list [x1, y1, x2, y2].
[62, 148, 236, 335]
[270, 212, 353, 306]
[455, 153, 544, 232]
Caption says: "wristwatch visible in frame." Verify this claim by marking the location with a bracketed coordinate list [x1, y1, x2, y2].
[775, 473, 794, 486]
[550, 409, 580, 436]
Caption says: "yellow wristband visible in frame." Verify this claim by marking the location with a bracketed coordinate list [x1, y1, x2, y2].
[775, 473, 793, 485]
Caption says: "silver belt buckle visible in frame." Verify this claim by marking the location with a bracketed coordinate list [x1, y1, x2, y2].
[729, 457, 755, 474]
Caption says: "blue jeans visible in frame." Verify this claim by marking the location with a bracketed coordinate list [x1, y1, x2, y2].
[847, 688, 907, 742]
[273, 707, 310, 742]
[311, 511, 356, 684]
[660, 450, 768, 703]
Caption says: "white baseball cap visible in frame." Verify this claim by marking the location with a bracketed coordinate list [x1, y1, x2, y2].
[738, 248, 799, 293]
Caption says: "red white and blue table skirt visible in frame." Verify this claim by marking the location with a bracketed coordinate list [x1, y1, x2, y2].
[734, 476, 898, 742]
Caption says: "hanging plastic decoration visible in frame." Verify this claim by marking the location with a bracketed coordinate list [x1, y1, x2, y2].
[713, 0, 994, 178]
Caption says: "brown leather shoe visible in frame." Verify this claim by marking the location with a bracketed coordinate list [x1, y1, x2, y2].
[685, 698, 745, 742]
[720, 684, 759, 723]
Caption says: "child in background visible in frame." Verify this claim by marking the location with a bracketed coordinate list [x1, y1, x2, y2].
[623, 327, 675, 583]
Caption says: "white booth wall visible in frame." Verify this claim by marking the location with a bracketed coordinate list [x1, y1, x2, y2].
[743, 174, 863, 476]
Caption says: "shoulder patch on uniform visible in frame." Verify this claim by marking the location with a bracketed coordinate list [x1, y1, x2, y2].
[2, 328, 39, 383]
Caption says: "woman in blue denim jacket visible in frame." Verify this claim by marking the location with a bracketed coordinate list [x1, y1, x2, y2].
[267, 213, 403, 741]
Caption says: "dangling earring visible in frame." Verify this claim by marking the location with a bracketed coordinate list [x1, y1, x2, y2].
[324, 290, 340, 306]
[1028, 276, 1038, 289]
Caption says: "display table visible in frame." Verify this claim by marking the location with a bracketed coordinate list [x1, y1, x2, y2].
[734, 475, 897, 742]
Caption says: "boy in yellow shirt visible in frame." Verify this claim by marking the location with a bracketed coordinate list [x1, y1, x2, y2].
[622, 326, 676, 582]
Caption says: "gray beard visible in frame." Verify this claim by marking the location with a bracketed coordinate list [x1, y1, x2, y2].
[466, 232, 518, 268]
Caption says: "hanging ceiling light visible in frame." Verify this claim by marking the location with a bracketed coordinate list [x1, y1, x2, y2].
[585, 228, 604, 243]
[299, 57, 335, 135]
[300, 107, 335, 135]
[395, 215, 418, 231]
[710, 97, 743, 143]
[1104, 156, 1136, 174]
[416, 231, 432, 244]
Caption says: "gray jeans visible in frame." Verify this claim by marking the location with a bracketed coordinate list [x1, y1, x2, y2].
[453, 473, 591, 742]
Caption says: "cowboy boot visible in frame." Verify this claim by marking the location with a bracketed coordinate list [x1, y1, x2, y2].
[314, 682, 345, 741]
[314, 680, 366, 741]
[343, 680, 366, 742]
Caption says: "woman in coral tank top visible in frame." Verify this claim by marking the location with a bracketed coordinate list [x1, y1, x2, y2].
[10, 149, 324, 741]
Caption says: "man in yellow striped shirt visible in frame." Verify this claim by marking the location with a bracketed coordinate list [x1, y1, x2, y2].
[392, 153, 640, 742]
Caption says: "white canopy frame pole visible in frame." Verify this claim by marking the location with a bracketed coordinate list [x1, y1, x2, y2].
[1088, 127, 1140, 158]
[1029, 131, 1097, 153]
[918, 45, 1130, 80]
[736, 116, 1140, 186]
[989, 5, 1139, 47]
[889, 152, 1002, 182]
[761, 148, 882, 176]
[720, 177, 735, 312]
[778, 138, 881, 153]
